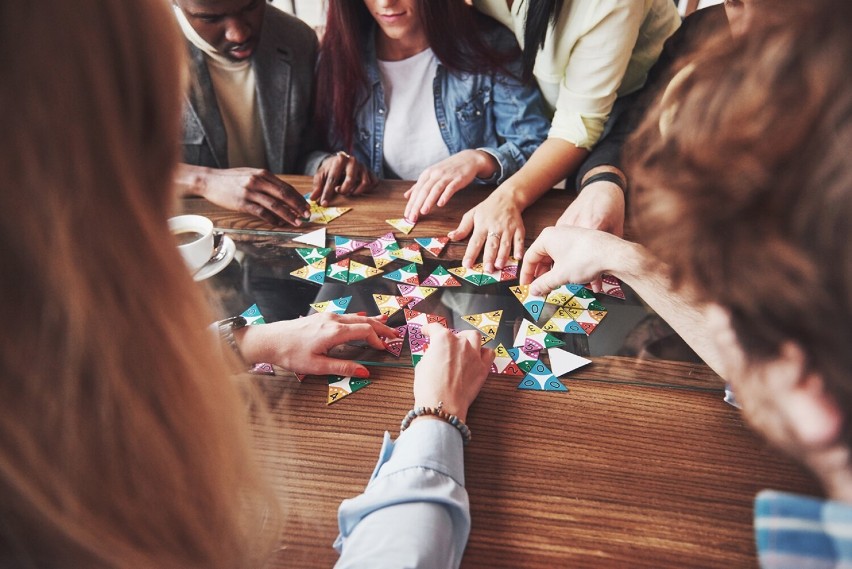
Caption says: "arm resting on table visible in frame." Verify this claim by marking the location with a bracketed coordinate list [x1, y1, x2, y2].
[334, 420, 470, 569]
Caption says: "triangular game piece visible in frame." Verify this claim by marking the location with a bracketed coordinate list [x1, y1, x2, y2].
[240, 304, 266, 325]
[347, 260, 383, 283]
[544, 283, 585, 306]
[586, 273, 626, 300]
[327, 375, 371, 404]
[386, 217, 416, 234]
[389, 243, 423, 264]
[397, 284, 438, 307]
[325, 258, 350, 282]
[310, 295, 351, 315]
[403, 309, 448, 328]
[367, 232, 400, 268]
[507, 346, 539, 373]
[303, 194, 351, 224]
[541, 307, 586, 335]
[490, 343, 524, 376]
[517, 360, 568, 392]
[372, 294, 413, 318]
[290, 259, 326, 285]
[334, 236, 369, 259]
[295, 247, 333, 264]
[461, 310, 503, 340]
[292, 227, 326, 248]
[548, 347, 592, 377]
[414, 236, 449, 257]
[248, 362, 275, 376]
[382, 325, 408, 358]
[512, 318, 564, 351]
[448, 265, 484, 286]
[421, 265, 461, 287]
[499, 258, 520, 282]
[383, 263, 420, 285]
[509, 284, 546, 321]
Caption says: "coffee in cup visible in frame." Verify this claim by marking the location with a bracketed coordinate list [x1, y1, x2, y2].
[167, 215, 214, 272]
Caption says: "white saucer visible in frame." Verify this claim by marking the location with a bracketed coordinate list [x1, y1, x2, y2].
[194, 235, 236, 281]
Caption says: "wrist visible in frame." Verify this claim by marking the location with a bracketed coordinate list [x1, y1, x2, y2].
[473, 149, 500, 181]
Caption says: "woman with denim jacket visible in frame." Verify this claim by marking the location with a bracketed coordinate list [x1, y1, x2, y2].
[311, 0, 551, 215]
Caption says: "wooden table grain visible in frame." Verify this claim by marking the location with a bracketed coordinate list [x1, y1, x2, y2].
[184, 176, 820, 568]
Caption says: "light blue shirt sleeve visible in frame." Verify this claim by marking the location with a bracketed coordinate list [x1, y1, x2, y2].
[333, 419, 470, 569]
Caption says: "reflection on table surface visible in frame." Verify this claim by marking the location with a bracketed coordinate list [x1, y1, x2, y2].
[208, 232, 701, 370]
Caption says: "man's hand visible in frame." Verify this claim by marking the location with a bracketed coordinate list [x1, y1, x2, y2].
[520, 226, 633, 296]
[178, 164, 310, 226]
[310, 152, 377, 206]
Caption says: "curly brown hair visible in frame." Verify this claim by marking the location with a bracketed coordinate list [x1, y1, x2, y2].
[628, 0, 852, 438]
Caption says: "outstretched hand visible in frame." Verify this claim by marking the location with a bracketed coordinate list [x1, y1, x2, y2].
[236, 312, 397, 378]
[520, 226, 633, 296]
[403, 149, 498, 222]
[412, 324, 494, 422]
[195, 167, 311, 226]
[448, 190, 525, 273]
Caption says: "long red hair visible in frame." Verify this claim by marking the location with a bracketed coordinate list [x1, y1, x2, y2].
[316, 0, 518, 152]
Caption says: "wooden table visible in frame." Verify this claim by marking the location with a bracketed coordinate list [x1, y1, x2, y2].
[183, 176, 820, 568]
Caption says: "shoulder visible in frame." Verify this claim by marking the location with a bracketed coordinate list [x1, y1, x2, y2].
[262, 5, 318, 52]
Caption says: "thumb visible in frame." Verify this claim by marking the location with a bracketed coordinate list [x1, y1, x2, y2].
[529, 273, 561, 297]
[448, 212, 474, 241]
[314, 355, 371, 379]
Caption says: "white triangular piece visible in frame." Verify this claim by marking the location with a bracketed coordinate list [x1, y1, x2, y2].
[292, 227, 326, 247]
[548, 348, 591, 377]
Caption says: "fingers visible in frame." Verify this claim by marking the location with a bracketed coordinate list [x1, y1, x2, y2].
[463, 225, 487, 269]
[436, 179, 463, 208]
[262, 173, 309, 216]
[403, 179, 426, 221]
[448, 210, 474, 243]
[481, 230, 502, 273]
[512, 229, 526, 262]
[310, 169, 326, 202]
[311, 355, 371, 380]
[350, 169, 376, 196]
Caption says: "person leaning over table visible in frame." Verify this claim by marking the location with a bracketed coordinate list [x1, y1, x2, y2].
[521, 1, 852, 564]
[418, 0, 680, 274]
[0, 0, 494, 566]
[559, 0, 761, 257]
[171, 0, 376, 228]
[311, 0, 551, 210]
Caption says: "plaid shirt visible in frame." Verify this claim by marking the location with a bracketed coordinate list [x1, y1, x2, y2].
[755, 490, 852, 568]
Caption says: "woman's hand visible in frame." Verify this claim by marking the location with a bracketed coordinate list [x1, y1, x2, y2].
[310, 152, 377, 206]
[448, 189, 525, 273]
[412, 324, 494, 423]
[236, 312, 397, 378]
[403, 150, 498, 222]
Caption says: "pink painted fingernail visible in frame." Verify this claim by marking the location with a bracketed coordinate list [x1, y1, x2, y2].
[356, 311, 367, 316]
[354, 367, 370, 378]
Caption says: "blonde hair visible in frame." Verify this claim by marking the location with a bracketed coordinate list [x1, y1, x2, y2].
[0, 1, 278, 566]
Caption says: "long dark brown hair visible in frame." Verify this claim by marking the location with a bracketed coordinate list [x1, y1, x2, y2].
[520, 0, 564, 81]
[316, 0, 517, 152]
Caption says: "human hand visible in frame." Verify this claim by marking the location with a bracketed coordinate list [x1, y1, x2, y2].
[403, 150, 498, 222]
[448, 189, 525, 272]
[196, 167, 310, 226]
[557, 182, 625, 237]
[520, 226, 633, 295]
[236, 312, 397, 378]
[412, 324, 494, 422]
[310, 151, 377, 206]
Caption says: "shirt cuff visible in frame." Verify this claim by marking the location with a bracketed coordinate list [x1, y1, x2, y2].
[370, 420, 465, 487]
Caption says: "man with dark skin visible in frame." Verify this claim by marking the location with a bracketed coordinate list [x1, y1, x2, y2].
[173, 0, 375, 226]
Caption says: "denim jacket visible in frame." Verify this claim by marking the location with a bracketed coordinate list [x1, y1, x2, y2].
[341, 24, 550, 184]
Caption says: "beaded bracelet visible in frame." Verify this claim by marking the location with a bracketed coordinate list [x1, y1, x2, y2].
[400, 401, 472, 445]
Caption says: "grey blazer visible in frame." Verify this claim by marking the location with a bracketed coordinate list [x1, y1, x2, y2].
[180, 6, 325, 174]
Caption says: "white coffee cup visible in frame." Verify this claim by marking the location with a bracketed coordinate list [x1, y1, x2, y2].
[168, 215, 214, 272]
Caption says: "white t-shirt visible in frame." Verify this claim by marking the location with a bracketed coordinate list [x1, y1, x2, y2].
[378, 48, 450, 181]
